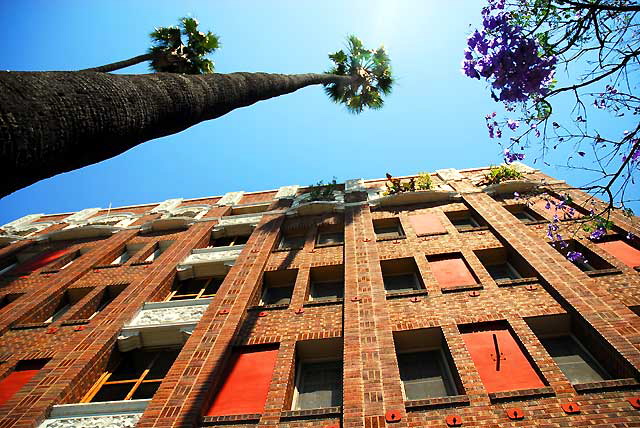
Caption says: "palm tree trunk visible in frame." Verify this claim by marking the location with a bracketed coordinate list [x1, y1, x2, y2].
[0, 71, 350, 197]
[81, 53, 156, 72]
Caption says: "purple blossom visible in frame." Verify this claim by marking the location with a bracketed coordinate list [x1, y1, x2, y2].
[463, 5, 557, 102]
[513, 192, 520, 200]
[566, 251, 586, 264]
[503, 148, 525, 163]
[545, 201, 551, 210]
[628, 232, 635, 240]
[590, 228, 606, 241]
[507, 119, 520, 130]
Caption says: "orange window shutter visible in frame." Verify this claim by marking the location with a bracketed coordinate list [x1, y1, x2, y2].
[15, 249, 69, 274]
[596, 240, 640, 268]
[409, 214, 446, 236]
[0, 360, 47, 407]
[206, 346, 279, 416]
[462, 330, 544, 393]
[430, 257, 477, 290]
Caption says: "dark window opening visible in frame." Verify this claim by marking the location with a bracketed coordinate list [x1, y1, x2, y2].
[277, 234, 306, 251]
[82, 348, 180, 403]
[445, 210, 484, 232]
[380, 258, 423, 294]
[293, 338, 343, 410]
[373, 218, 405, 240]
[168, 277, 223, 301]
[261, 269, 297, 306]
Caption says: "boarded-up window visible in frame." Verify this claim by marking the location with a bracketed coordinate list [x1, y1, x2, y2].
[461, 327, 545, 393]
[596, 240, 640, 268]
[206, 345, 279, 416]
[428, 255, 477, 290]
[0, 359, 48, 406]
[409, 214, 446, 236]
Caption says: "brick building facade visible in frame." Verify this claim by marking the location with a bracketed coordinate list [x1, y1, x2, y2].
[0, 164, 638, 427]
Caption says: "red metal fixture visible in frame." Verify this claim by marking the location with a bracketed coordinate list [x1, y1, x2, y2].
[45, 327, 58, 334]
[561, 402, 580, 413]
[351, 296, 361, 302]
[385, 410, 401, 423]
[525, 284, 537, 291]
[506, 408, 524, 420]
[469, 290, 480, 297]
[218, 309, 229, 315]
[294, 308, 304, 315]
[628, 396, 640, 409]
[73, 325, 86, 332]
[410, 296, 421, 303]
[446, 415, 463, 427]
[258, 311, 268, 317]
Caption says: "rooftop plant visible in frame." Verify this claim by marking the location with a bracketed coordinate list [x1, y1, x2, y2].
[483, 165, 524, 185]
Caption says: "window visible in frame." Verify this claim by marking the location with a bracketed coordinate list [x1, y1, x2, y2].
[277, 234, 305, 251]
[381, 258, 424, 294]
[373, 218, 404, 240]
[13, 247, 70, 274]
[540, 336, 609, 384]
[167, 277, 222, 301]
[0, 294, 20, 311]
[89, 286, 124, 319]
[261, 269, 297, 306]
[595, 238, 640, 269]
[57, 250, 84, 270]
[394, 328, 459, 401]
[145, 240, 173, 262]
[81, 348, 180, 403]
[206, 345, 279, 416]
[308, 265, 344, 301]
[316, 227, 344, 247]
[427, 254, 478, 290]
[508, 205, 543, 223]
[0, 359, 49, 407]
[460, 322, 545, 393]
[293, 338, 343, 410]
[474, 247, 535, 283]
[445, 210, 483, 232]
[210, 235, 249, 247]
[525, 314, 626, 385]
[485, 263, 520, 281]
[111, 243, 144, 265]
[45, 295, 71, 323]
[408, 213, 447, 236]
[553, 240, 614, 272]
[0, 257, 17, 276]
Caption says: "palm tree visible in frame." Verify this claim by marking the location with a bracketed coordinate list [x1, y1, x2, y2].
[0, 35, 393, 198]
[82, 17, 220, 74]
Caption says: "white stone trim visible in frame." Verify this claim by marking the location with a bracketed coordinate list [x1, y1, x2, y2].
[217, 191, 244, 206]
[150, 198, 183, 213]
[275, 185, 299, 199]
[2, 214, 43, 230]
[63, 208, 101, 223]
[345, 179, 366, 193]
[39, 399, 149, 428]
[436, 168, 465, 182]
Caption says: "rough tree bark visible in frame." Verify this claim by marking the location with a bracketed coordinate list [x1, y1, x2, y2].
[0, 71, 348, 198]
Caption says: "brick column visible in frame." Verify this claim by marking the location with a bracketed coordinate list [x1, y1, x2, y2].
[136, 212, 285, 427]
[342, 204, 407, 427]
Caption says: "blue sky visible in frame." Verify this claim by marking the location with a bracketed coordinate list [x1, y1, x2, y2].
[0, 0, 636, 224]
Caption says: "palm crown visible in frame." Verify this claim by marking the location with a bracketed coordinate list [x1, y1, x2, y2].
[325, 35, 394, 113]
[148, 17, 220, 74]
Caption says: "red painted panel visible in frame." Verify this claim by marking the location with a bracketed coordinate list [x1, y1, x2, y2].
[206, 346, 279, 416]
[409, 214, 446, 236]
[14, 249, 69, 274]
[596, 240, 640, 268]
[429, 256, 477, 289]
[0, 360, 47, 407]
[462, 330, 544, 393]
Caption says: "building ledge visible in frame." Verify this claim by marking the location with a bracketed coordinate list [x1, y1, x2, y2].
[201, 413, 262, 425]
[177, 245, 244, 279]
[370, 189, 457, 208]
[488, 386, 554, 403]
[39, 399, 149, 427]
[405, 394, 470, 410]
[280, 406, 342, 420]
[573, 378, 639, 393]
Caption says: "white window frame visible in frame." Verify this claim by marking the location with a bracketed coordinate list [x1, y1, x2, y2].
[396, 345, 458, 401]
[292, 356, 342, 411]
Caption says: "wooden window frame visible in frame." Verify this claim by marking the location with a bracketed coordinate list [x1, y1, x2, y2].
[81, 350, 176, 403]
[165, 277, 221, 301]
